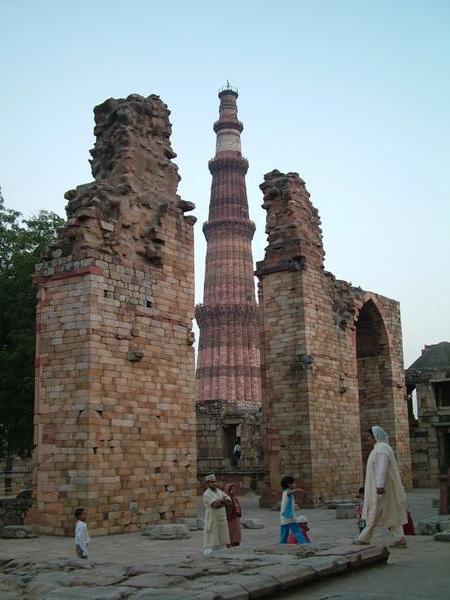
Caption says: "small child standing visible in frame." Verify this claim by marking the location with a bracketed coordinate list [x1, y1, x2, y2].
[74, 507, 90, 559]
[355, 486, 366, 534]
[279, 475, 310, 544]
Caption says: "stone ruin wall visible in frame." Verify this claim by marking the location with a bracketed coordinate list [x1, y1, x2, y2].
[407, 370, 444, 488]
[26, 95, 197, 535]
[196, 401, 263, 493]
[256, 170, 411, 507]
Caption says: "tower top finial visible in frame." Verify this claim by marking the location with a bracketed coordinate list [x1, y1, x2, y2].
[218, 81, 238, 96]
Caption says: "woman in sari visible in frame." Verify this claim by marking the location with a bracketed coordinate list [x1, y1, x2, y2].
[355, 426, 408, 548]
[224, 483, 242, 547]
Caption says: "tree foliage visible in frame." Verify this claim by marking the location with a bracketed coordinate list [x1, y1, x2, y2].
[0, 189, 64, 458]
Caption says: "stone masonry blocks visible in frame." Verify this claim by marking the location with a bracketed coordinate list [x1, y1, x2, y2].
[27, 94, 197, 534]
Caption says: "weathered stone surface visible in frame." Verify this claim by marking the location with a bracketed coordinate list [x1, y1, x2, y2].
[175, 517, 204, 530]
[417, 515, 450, 535]
[125, 563, 203, 578]
[238, 573, 281, 598]
[0, 488, 32, 527]
[0, 573, 24, 599]
[26, 572, 79, 597]
[317, 544, 389, 570]
[304, 556, 349, 577]
[46, 586, 133, 599]
[125, 573, 185, 588]
[133, 590, 215, 600]
[435, 532, 450, 542]
[69, 569, 126, 587]
[0, 525, 37, 538]
[0, 541, 394, 600]
[269, 564, 317, 589]
[241, 518, 264, 529]
[256, 169, 412, 508]
[142, 524, 190, 539]
[335, 503, 357, 519]
[213, 584, 249, 599]
[27, 93, 197, 536]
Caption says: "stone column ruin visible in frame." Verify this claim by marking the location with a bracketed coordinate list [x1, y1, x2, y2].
[27, 94, 197, 535]
[256, 170, 411, 507]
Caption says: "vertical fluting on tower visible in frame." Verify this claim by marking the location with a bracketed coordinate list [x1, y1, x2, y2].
[195, 86, 261, 409]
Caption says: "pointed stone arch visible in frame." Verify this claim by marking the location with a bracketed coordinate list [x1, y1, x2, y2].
[355, 298, 395, 463]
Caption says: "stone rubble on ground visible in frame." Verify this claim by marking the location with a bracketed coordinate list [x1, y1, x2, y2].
[240, 518, 264, 529]
[335, 504, 357, 519]
[417, 515, 450, 535]
[0, 543, 389, 600]
[142, 524, 191, 539]
[0, 525, 37, 538]
[175, 517, 204, 530]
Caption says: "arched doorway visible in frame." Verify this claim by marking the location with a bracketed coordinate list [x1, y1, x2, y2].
[356, 300, 394, 463]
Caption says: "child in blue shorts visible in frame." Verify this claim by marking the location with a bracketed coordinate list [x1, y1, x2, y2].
[279, 475, 310, 544]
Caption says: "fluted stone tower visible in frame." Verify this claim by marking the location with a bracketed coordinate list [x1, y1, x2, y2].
[195, 86, 262, 487]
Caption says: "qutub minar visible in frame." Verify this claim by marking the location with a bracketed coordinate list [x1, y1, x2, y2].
[195, 85, 263, 487]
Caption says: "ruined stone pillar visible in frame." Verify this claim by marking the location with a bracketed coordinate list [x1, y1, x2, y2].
[256, 170, 411, 507]
[27, 94, 197, 535]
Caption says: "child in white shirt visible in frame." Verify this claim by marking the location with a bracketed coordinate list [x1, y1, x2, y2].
[279, 475, 309, 544]
[74, 507, 90, 559]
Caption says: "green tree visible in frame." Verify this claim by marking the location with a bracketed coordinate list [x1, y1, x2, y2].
[0, 189, 64, 477]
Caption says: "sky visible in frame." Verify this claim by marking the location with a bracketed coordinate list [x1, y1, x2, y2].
[1, 0, 449, 367]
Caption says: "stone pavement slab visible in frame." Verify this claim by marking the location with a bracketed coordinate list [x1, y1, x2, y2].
[0, 542, 390, 599]
[0, 489, 445, 598]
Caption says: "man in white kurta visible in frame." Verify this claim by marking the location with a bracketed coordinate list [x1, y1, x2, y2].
[356, 426, 408, 547]
[203, 474, 231, 555]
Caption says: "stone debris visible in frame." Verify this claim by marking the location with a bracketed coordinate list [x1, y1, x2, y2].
[335, 503, 357, 519]
[142, 524, 191, 539]
[434, 532, 450, 542]
[0, 525, 37, 538]
[417, 515, 450, 535]
[0, 543, 389, 600]
[240, 518, 264, 529]
[175, 517, 204, 530]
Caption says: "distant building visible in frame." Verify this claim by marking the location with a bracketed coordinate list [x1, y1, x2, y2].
[406, 342, 450, 511]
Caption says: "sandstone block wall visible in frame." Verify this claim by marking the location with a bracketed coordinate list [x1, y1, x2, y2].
[27, 94, 197, 535]
[256, 171, 411, 507]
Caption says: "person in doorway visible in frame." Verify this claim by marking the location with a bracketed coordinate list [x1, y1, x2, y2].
[224, 482, 242, 546]
[203, 474, 231, 555]
[232, 441, 241, 466]
[354, 426, 408, 548]
[279, 475, 310, 544]
[74, 507, 90, 559]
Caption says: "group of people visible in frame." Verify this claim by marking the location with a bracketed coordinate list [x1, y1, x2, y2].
[203, 472, 313, 555]
[73, 425, 409, 559]
[202, 425, 410, 554]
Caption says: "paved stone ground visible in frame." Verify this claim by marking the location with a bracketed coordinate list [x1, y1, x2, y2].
[0, 488, 448, 599]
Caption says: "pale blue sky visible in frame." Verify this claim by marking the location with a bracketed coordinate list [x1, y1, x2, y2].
[1, 0, 449, 366]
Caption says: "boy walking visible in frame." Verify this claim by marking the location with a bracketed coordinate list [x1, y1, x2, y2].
[74, 507, 90, 559]
[279, 475, 309, 544]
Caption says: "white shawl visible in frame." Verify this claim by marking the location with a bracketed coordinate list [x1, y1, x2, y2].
[362, 441, 408, 528]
